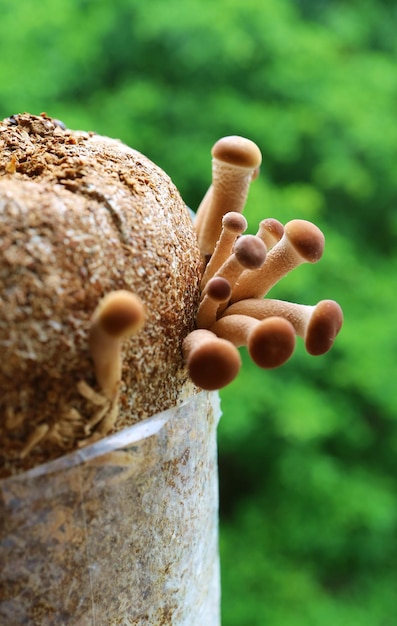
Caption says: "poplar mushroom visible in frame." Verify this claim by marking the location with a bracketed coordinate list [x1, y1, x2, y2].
[210, 314, 296, 369]
[89, 290, 146, 402]
[230, 219, 325, 302]
[212, 234, 267, 293]
[201, 211, 248, 290]
[222, 298, 343, 356]
[195, 135, 262, 257]
[256, 218, 285, 249]
[196, 277, 232, 329]
[182, 329, 241, 391]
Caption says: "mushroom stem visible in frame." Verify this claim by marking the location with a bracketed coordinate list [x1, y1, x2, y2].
[182, 329, 241, 390]
[195, 136, 262, 257]
[211, 314, 296, 369]
[231, 219, 325, 302]
[222, 298, 343, 355]
[89, 290, 145, 400]
[201, 211, 247, 290]
[196, 277, 232, 329]
[193, 185, 213, 242]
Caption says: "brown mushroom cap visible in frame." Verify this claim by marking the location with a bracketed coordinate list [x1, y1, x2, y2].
[210, 313, 296, 369]
[212, 136, 262, 169]
[285, 219, 325, 263]
[196, 136, 262, 257]
[89, 291, 145, 400]
[196, 277, 232, 329]
[183, 329, 241, 390]
[205, 277, 232, 303]
[233, 235, 267, 270]
[93, 291, 145, 338]
[248, 317, 296, 369]
[222, 211, 248, 234]
[305, 299, 343, 355]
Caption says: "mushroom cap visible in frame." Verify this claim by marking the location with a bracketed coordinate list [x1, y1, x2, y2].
[183, 330, 241, 391]
[248, 317, 296, 369]
[211, 136, 262, 169]
[94, 291, 145, 338]
[222, 211, 248, 234]
[234, 235, 267, 269]
[285, 219, 325, 263]
[305, 300, 343, 355]
[205, 277, 232, 303]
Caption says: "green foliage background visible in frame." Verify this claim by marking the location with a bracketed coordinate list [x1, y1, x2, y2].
[1, 0, 396, 623]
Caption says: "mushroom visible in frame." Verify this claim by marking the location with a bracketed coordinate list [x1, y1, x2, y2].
[194, 136, 262, 258]
[182, 329, 242, 390]
[256, 218, 284, 249]
[222, 298, 343, 355]
[196, 277, 232, 329]
[89, 290, 146, 400]
[231, 219, 325, 302]
[211, 234, 267, 318]
[210, 314, 296, 368]
[201, 211, 248, 290]
[212, 234, 267, 292]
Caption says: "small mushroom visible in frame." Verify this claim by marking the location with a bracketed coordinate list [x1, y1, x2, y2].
[89, 290, 145, 400]
[213, 234, 267, 318]
[201, 211, 248, 290]
[195, 136, 262, 257]
[231, 219, 325, 302]
[211, 314, 296, 369]
[214, 234, 267, 291]
[182, 329, 242, 390]
[222, 298, 343, 355]
[196, 277, 232, 329]
[256, 218, 284, 249]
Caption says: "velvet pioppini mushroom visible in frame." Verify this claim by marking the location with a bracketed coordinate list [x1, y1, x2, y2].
[210, 314, 296, 369]
[255, 218, 285, 249]
[201, 211, 248, 290]
[182, 329, 242, 390]
[196, 276, 232, 329]
[231, 219, 325, 302]
[213, 234, 267, 292]
[221, 298, 343, 355]
[89, 290, 146, 400]
[195, 136, 262, 258]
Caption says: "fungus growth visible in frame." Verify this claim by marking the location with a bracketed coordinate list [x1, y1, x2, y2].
[0, 117, 342, 472]
[184, 135, 343, 389]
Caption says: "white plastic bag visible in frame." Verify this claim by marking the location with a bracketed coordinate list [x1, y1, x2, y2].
[0, 391, 221, 626]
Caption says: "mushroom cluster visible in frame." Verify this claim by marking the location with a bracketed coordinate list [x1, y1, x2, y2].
[183, 136, 343, 391]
